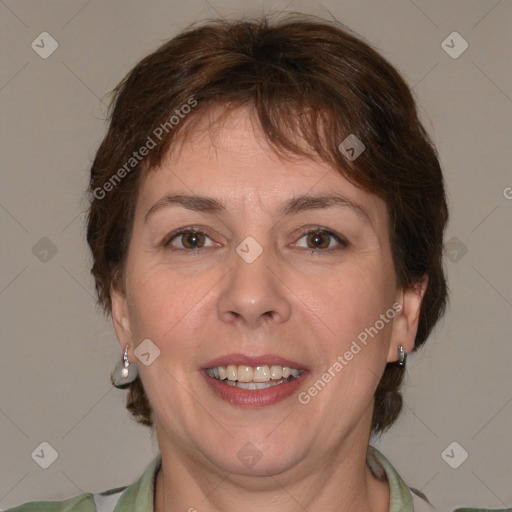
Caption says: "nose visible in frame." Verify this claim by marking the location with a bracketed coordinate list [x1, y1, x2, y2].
[216, 248, 292, 329]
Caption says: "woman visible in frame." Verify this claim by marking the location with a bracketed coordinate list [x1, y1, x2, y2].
[7, 13, 498, 512]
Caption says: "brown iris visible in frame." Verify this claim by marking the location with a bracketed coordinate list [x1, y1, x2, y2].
[306, 231, 330, 249]
[180, 231, 206, 249]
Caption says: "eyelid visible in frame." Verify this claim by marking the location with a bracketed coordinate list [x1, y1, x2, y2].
[292, 226, 350, 250]
[162, 225, 349, 253]
[163, 226, 218, 249]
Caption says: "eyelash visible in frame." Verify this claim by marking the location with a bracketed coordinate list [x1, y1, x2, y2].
[163, 226, 349, 255]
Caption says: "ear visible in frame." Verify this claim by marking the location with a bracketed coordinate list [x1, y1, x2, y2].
[111, 285, 133, 352]
[387, 275, 428, 363]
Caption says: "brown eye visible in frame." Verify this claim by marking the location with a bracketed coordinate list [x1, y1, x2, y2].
[164, 228, 216, 252]
[293, 228, 349, 252]
[180, 231, 206, 249]
[306, 231, 331, 249]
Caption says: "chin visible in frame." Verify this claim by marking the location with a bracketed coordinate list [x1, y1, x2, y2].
[202, 436, 309, 478]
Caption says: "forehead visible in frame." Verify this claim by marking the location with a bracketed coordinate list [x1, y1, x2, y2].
[139, 106, 388, 226]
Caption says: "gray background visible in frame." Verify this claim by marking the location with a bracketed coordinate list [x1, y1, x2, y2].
[1, 0, 511, 510]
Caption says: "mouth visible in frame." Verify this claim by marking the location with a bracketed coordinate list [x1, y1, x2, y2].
[205, 364, 304, 390]
[201, 355, 308, 407]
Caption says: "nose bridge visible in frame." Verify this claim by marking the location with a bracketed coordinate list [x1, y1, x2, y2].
[216, 241, 292, 328]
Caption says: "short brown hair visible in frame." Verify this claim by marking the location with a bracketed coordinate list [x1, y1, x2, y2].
[87, 14, 448, 434]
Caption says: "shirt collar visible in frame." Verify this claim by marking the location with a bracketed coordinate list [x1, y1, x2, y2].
[113, 453, 161, 511]
[367, 445, 414, 511]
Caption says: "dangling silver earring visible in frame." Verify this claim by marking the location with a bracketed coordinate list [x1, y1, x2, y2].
[112, 345, 139, 388]
[397, 345, 406, 368]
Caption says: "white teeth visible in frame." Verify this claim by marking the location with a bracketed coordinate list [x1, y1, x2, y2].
[269, 365, 282, 380]
[235, 378, 288, 390]
[237, 365, 253, 382]
[253, 365, 271, 382]
[206, 364, 303, 384]
[226, 365, 237, 381]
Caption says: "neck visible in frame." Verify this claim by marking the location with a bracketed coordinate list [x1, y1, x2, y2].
[153, 430, 389, 512]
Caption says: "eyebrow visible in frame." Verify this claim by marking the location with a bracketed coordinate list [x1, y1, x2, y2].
[144, 193, 372, 226]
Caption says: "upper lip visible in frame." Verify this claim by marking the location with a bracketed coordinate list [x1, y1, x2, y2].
[203, 354, 308, 370]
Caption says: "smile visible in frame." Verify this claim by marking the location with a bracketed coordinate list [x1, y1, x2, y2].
[205, 365, 303, 390]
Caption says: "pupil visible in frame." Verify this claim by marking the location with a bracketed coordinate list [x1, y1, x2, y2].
[184, 232, 202, 248]
[309, 231, 327, 249]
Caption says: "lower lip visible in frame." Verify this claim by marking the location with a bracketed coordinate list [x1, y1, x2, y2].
[201, 370, 308, 407]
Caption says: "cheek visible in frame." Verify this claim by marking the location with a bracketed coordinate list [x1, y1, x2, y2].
[125, 263, 203, 341]
[310, 265, 393, 334]
[300, 274, 395, 401]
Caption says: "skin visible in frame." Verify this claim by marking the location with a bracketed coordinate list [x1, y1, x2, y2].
[111, 106, 427, 512]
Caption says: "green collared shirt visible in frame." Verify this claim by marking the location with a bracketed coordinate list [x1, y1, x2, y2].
[5, 446, 505, 512]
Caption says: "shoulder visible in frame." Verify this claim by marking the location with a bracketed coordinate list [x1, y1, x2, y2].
[4, 454, 161, 512]
[410, 487, 438, 511]
[367, 445, 438, 511]
[3, 492, 96, 512]
[367, 446, 509, 512]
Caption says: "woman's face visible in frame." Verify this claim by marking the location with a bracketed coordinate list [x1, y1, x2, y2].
[112, 106, 424, 478]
